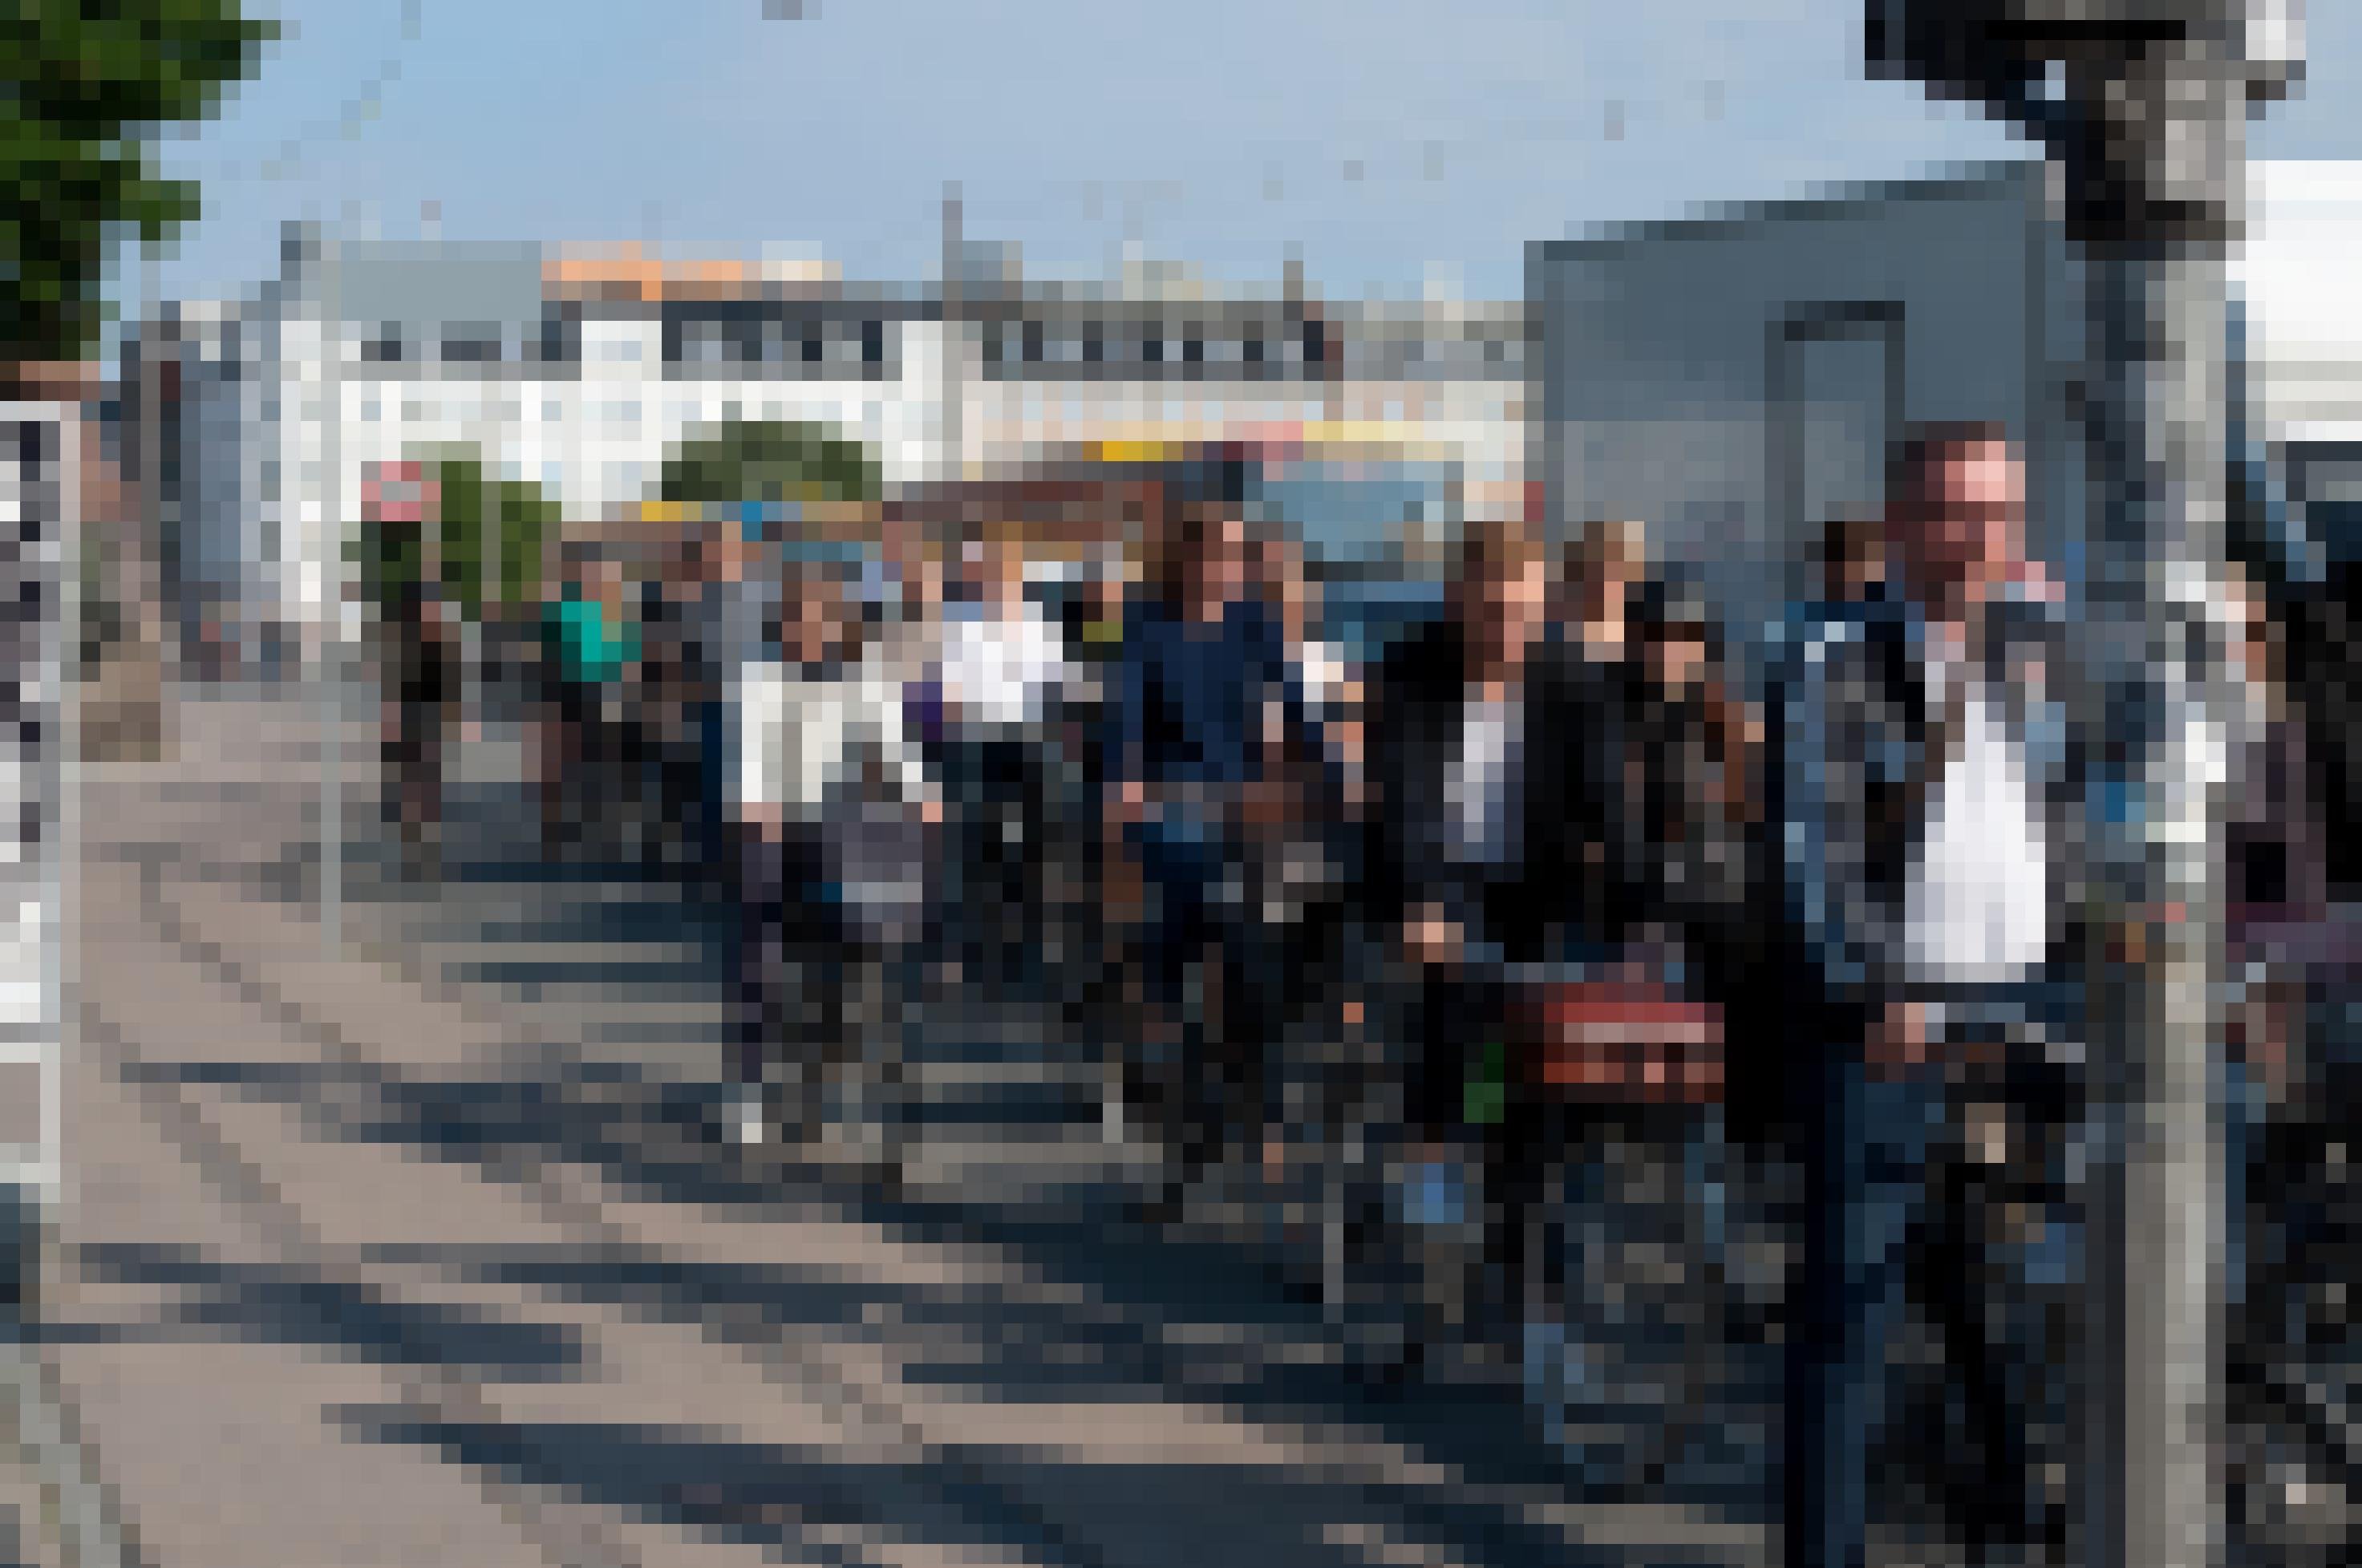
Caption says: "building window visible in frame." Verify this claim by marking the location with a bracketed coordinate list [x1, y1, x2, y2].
[442, 332, 500, 365]
[1083, 327, 1103, 364]
[1144, 335, 1162, 366]
[861, 320, 883, 367]
[1183, 335, 1203, 365]
[1245, 337, 1264, 365]
[678, 320, 725, 366]
[1023, 320, 1044, 364]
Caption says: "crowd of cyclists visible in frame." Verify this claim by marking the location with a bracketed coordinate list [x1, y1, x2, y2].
[370, 429, 2337, 1564]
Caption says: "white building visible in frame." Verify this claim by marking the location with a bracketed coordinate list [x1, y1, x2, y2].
[2237, 160, 2362, 580]
[133, 231, 1526, 664]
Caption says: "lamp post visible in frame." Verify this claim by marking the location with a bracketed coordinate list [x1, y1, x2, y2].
[1862, 6, 2301, 1567]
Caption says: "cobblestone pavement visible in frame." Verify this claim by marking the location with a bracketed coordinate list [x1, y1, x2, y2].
[29, 683, 1771, 1568]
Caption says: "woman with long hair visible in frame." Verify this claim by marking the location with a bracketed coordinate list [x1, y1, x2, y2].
[1104, 492, 1307, 1218]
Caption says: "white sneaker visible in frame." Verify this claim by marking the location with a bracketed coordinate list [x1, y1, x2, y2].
[727, 1084, 767, 1147]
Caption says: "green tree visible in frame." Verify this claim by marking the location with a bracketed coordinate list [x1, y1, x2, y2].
[2, 1, 277, 364]
[656, 418, 879, 506]
[355, 452, 557, 626]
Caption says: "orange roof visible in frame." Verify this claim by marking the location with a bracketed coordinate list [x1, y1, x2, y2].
[541, 249, 835, 303]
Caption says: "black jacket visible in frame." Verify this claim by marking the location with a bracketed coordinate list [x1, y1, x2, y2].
[1363, 622, 1619, 966]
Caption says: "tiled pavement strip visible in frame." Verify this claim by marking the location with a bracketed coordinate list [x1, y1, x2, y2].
[26, 687, 1766, 1568]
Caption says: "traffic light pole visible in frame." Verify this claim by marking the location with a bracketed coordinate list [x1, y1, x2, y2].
[2060, 40, 2257, 1568]
[2079, 241, 2236, 1568]
[1859, 8, 2298, 1566]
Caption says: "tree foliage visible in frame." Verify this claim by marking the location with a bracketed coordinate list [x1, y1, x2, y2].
[656, 419, 879, 506]
[1, 0, 277, 363]
[429, 452, 559, 621]
[357, 452, 557, 626]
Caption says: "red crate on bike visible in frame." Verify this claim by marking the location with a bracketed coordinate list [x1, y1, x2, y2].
[1515, 981, 1725, 1106]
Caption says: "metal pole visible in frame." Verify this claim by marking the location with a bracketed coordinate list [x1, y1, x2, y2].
[2059, 37, 2258, 1568]
[2080, 241, 2234, 1568]
[942, 182, 964, 486]
[318, 241, 343, 956]
[144, 254, 170, 711]
[1859, 10, 2299, 1566]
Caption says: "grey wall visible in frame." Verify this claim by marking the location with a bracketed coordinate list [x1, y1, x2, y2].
[1533, 163, 2082, 679]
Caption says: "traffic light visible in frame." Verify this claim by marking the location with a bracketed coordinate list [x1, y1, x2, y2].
[1864, 1, 2303, 116]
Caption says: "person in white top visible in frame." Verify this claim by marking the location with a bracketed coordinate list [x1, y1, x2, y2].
[724, 561, 939, 1153]
[943, 535, 1068, 732]
[940, 526, 1072, 995]
[1777, 424, 2076, 1568]
[730, 590, 933, 830]
[1900, 648, 2053, 986]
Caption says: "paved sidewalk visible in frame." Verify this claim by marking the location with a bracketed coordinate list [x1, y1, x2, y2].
[41, 687, 1770, 1568]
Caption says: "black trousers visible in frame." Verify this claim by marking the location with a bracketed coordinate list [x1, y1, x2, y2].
[1408, 970, 1565, 1330]
[942, 734, 1052, 982]
[727, 824, 858, 1137]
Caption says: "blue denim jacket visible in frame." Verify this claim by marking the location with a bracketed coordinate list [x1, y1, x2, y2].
[1769, 590, 2086, 1010]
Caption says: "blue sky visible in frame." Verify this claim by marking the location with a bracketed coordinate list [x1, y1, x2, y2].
[137, 0, 2362, 306]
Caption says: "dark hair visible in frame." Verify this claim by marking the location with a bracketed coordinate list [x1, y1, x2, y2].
[1888, 420, 2012, 501]
[1152, 498, 1243, 609]
[1817, 513, 1888, 575]
[1173, 456, 1247, 514]
[1635, 569, 1714, 636]
[1456, 517, 1546, 582]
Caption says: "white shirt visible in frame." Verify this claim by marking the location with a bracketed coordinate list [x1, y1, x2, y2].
[942, 603, 1069, 731]
[1298, 638, 1346, 718]
[1446, 694, 1521, 866]
[1902, 668, 2052, 985]
[730, 657, 930, 823]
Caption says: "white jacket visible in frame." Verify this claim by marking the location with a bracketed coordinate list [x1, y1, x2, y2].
[942, 603, 1070, 732]
[728, 656, 931, 825]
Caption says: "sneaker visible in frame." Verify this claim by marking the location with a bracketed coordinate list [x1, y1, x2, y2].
[726, 1084, 768, 1147]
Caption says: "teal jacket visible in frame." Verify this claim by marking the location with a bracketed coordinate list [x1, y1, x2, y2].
[544, 592, 639, 687]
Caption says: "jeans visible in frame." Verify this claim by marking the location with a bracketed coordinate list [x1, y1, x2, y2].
[1126, 806, 1278, 1178]
[1789, 970, 2094, 1568]
[2222, 1054, 2262, 1314]
[1791, 1055, 1946, 1568]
